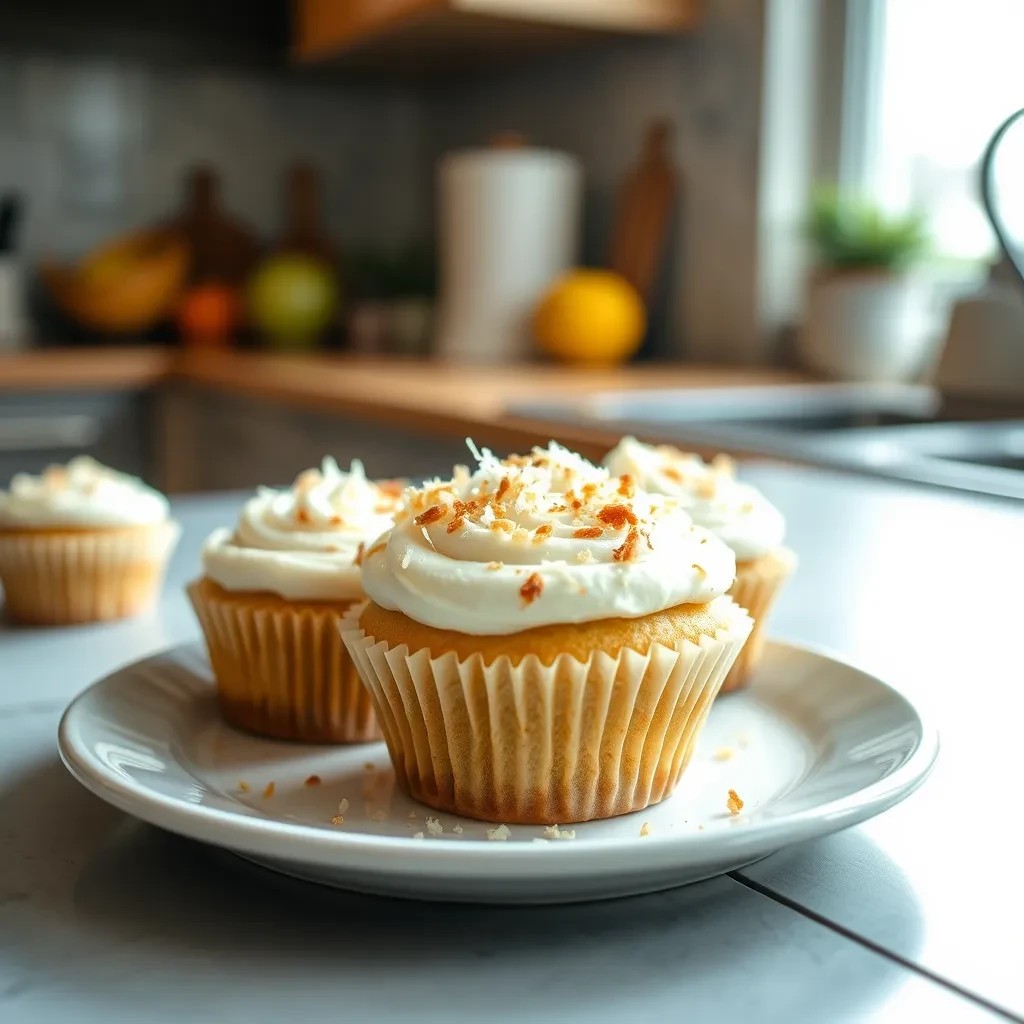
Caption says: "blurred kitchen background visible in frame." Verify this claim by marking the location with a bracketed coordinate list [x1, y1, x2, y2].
[2, 0, 1023, 499]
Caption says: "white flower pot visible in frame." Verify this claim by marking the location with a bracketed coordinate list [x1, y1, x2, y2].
[797, 269, 944, 382]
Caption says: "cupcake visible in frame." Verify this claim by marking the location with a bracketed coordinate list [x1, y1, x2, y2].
[342, 442, 752, 824]
[0, 457, 180, 625]
[604, 437, 795, 691]
[188, 458, 400, 743]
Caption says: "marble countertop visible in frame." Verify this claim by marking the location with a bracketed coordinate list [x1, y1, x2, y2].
[2, 465, 1021, 1022]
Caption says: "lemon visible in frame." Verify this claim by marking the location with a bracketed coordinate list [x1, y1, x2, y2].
[532, 270, 646, 365]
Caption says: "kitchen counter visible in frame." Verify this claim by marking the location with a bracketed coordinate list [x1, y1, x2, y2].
[0, 347, 808, 456]
[2, 464, 1021, 1022]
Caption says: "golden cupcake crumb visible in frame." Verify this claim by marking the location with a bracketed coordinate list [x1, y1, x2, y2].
[542, 824, 576, 841]
[262, 782, 275, 799]
[727, 789, 744, 815]
[338, 798, 350, 814]
[452, 824, 464, 835]
[305, 774, 321, 787]
[713, 747, 734, 762]
[486, 561, 504, 571]
[331, 814, 345, 825]
[519, 572, 544, 606]
[237, 780, 250, 793]
[639, 822, 650, 837]
[487, 824, 511, 841]
[425, 817, 444, 836]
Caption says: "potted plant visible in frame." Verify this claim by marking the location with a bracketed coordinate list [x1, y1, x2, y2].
[797, 189, 939, 381]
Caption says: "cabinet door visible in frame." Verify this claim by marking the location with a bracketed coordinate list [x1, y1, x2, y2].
[0, 391, 151, 486]
[159, 386, 472, 492]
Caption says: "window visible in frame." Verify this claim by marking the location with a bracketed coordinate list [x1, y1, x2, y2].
[851, 0, 1024, 264]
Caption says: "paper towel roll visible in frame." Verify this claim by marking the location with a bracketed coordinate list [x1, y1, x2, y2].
[436, 147, 582, 363]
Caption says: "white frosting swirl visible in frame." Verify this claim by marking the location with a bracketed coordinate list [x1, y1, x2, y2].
[362, 442, 736, 635]
[603, 437, 785, 561]
[202, 458, 402, 601]
[0, 456, 170, 528]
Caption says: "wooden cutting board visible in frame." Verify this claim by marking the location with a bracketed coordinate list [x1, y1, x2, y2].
[607, 119, 679, 304]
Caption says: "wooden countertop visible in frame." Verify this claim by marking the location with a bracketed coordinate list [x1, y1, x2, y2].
[0, 347, 809, 455]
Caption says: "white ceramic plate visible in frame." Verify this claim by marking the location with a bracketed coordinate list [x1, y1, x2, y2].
[58, 641, 937, 904]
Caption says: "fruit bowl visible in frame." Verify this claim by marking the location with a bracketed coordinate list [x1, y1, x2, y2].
[42, 230, 189, 334]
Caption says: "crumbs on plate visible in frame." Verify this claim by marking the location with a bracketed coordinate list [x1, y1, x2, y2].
[262, 781, 275, 799]
[486, 824, 511, 841]
[727, 788, 744, 815]
[305, 774, 321, 787]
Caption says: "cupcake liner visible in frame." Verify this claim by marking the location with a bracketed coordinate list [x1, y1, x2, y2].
[341, 598, 752, 824]
[722, 546, 796, 692]
[188, 580, 380, 744]
[0, 521, 180, 625]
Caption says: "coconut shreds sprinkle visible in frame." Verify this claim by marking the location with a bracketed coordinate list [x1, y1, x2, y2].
[425, 817, 444, 836]
[452, 824, 464, 834]
[577, 547, 594, 564]
[519, 572, 544, 605]
[713, 747, 734, 762]
[727, 789, 744, 815]
[487, 824, 511, 841]
[353, 541, 366, 566]
[542, 824, 576, 841]
[640, 822, 650, 837]
[338, 798, 350, 814]
[413, 832, 425, 840]
[305, 774, 321, 786]
[262, 782, 275, 798]
[401, 549, 412, 569]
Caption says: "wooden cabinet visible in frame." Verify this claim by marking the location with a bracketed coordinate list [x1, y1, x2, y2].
[292, 0, 701, 70]
[0, 391, 152, 487]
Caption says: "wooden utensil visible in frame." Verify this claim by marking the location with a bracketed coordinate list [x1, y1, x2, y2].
[171, 165, 261, 286]
[275, 161, 338, 265]
[607, 119, 679, 304]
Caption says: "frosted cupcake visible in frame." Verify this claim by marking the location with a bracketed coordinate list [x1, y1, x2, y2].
[188, 458, 400, 743]
[0, 457, 180, 625]
[342, 442, 752, 824]
[604, 437, 795, 691]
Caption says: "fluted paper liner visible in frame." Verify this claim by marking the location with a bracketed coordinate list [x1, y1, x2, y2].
[722, 546, 796, 692]
[0, 521, 180, 625]
[188, 579, 380, 744]
[341, 599, 753, 824]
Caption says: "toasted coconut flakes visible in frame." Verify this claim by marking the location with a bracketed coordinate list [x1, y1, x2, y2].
[401, 549, 412, 569]
[238, 780, 250, 793]
[446, 515, 465, 534]
[353, 541, 366, 567]
[425, 817, 444, 836]
[262, 782, 275, 799]
[365, 541, 386, 560]
[691, 563, 706, 577]
[713, 747, 734, 762]
[640, 821, 650, 837]
[663, 465, 684, 483]
[338, 798, 350, 814]
[613, 527, 640, 562]
[542, 824, 576, 841]
[572, 526, 603, 539]
[548, 503, 569, 513]
[305, 774, 322, 787]
[577, 547, 594, 564]
[486, 561, 504, 571]
[452, 824, 464, 835]
[371, 809, 387, 822]
[597, 503, 638, 530]
[511, 527, 531, 543]
[727, 789, 744, 815]
[331, 815, 345, 825]
[487, 824, 511, 841]
[490, 518, 516, 533]
[519, 572, 544, 605]
[296, 507, 311, 525]
[617, 474, 636, 498]
[496, 476, 511, 501]
[414, 504, 446, 526]
[413, 832, 425, 840]
[532, 524, 553, 543]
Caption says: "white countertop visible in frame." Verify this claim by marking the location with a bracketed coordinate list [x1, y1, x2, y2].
[1, 467, 1021, 1022]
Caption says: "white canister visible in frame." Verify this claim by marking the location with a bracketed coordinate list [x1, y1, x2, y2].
[436, 146, 582, 363]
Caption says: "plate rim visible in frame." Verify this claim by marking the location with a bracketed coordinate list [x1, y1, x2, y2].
[57, 639, 939, 875]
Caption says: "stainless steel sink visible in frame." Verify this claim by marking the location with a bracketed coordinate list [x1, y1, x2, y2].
[508, 384, 1024, 501]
